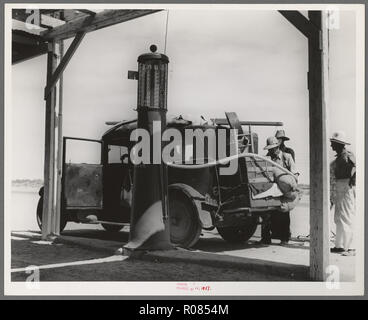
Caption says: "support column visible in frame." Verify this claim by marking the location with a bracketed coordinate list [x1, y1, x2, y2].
[54, 40, 64, 235]
[42, 41, 58, 240]
[308, 11, 330, 281]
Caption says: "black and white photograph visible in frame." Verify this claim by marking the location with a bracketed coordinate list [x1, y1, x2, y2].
[3, 2, 365, 296]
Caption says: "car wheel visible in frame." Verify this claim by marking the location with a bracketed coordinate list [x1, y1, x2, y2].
[169, 190, 202, 248]
[36, 197, 67, 233]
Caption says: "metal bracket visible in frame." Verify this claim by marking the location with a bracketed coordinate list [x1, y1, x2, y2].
[128, 70, 139, 80]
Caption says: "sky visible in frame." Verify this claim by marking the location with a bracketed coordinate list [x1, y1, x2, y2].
[10, 9, 357, 184]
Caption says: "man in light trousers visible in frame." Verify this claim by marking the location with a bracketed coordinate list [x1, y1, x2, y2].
[330, 131, 356, 256]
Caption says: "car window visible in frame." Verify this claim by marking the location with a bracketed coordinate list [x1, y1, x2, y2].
[108, 145, 129, 164]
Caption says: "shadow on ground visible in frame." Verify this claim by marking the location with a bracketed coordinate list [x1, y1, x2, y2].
[194, 232, 310, 253]
[62, 228, 130, 243]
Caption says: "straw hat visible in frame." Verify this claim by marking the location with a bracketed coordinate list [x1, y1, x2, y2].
[330, 131, 350, 145]
[264, 136, 281, 150]
[275, 129, 290, 141]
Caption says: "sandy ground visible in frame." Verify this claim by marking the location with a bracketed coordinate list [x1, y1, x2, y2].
[11, 233, 287, 282]
[9, 189, 355, 282]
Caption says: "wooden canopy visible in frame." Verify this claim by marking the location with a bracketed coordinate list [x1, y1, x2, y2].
[12, 9, 161, 64]
[12, 30, 48, 64]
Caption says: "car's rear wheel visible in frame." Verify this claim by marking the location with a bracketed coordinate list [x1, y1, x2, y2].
[101, 223, 123, 232]
[36, 197, 68, 233]
[217, 216, 258, 243]
[169, 190, 201, 248]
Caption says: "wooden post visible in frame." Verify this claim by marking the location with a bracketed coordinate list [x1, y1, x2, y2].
[308, 11, 330, 281]
[54, 40, 64, 235]
[42, 41, 58, 240]
[278, 9, 331, 281]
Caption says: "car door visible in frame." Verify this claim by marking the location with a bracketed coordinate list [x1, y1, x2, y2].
[62, 137, 103, 210]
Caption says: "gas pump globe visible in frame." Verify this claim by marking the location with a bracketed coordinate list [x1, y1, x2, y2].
[137, 44, 169, 110]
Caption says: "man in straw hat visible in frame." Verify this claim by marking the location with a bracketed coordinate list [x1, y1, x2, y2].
[275, 129, 295, 162]
[258, 136, 299, 246]
[330, 131, 356, 256]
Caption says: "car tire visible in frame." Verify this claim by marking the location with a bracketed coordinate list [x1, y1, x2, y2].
[169, 190, 202, 248]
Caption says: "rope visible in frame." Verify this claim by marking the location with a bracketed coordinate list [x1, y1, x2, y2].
[164, 10, 170, 54]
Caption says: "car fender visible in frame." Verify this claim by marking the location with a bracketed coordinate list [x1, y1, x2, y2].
[168, 183, 213, 229]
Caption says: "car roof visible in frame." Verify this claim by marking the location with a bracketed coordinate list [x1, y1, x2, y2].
[102, 118, 223, 145]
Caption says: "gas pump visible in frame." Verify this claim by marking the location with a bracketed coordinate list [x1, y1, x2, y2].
[124, 45, 172, 251]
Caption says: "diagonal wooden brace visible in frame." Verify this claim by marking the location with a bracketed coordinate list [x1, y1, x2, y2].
[44, 31, 86, 100]
[279, 10, 320, 39]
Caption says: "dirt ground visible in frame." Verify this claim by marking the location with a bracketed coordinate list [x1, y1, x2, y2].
[11, 234, 287, 282]
[10, 191, 355, 283]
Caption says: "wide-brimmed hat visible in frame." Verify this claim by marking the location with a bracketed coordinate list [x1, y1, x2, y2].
[264, 136, 281, 150]
[330, 131, 350, 145]
[275, 129, 290, 141]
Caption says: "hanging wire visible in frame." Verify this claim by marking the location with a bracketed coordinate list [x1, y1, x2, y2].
[164, 10, 170, 54]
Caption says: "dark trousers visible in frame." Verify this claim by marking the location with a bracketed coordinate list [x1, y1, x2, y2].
[261, 211, 291, 242]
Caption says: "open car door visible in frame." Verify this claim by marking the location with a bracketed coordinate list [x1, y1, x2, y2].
[62, 137, 103, 210]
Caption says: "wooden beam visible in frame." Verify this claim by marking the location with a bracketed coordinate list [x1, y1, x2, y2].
[44, 31, 86, 99]
[42, 42, 58, 240]
[57, 10, 89, 22]
[12, 31, 48, 64]
[39, 23, 53, 30]
[307, 11, 330, 281]
[12, 9, 35, 23]
[41, 9, 162, 41]
[12, 9, 65, 26]
[77, 9, 97, 16]
[279, 10, 319, 38]
[54, 40, 64, 235]
[39, 9, 62, 16]
[12, 43, 48, 64]
[12, 32, 45, 46]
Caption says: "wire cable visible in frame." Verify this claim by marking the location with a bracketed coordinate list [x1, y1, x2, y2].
[164, 10, 170, 54]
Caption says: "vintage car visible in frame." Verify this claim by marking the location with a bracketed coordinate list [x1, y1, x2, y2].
[37, 112, 288, 248]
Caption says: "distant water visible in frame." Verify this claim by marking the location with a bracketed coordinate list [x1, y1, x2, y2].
[11, 189, 40, 231]
[10, 188, 102, 232]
